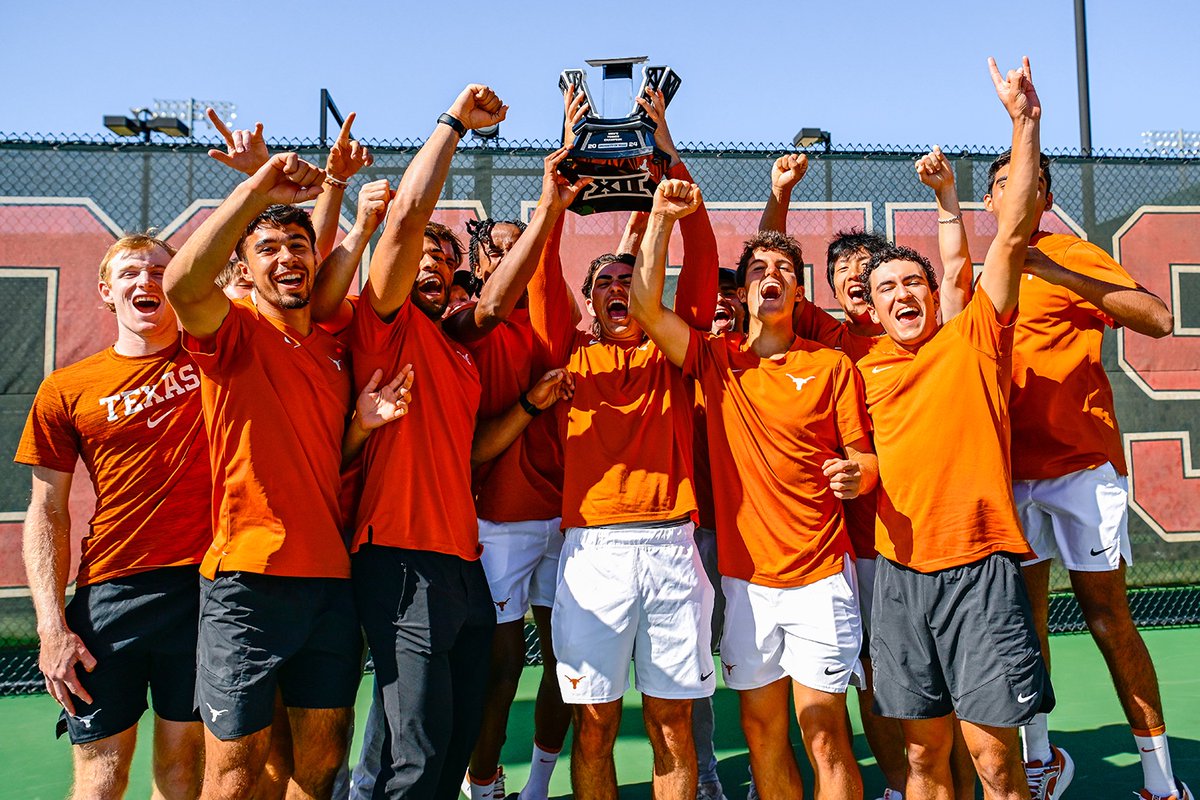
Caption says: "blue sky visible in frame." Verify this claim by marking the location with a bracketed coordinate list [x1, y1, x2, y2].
[3, 0, 1196, 152]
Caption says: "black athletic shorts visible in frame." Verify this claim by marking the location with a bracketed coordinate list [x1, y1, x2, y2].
[195, 572, 362, 740]
[870, 552, 1055, 727]
[56, 565, 201, 744]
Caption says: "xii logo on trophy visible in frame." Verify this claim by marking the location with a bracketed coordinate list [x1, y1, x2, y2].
[558, 56, 681, 214]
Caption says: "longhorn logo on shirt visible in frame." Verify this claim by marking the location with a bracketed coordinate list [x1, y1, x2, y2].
[494, 597, 511, 612]
[787, 374, 814, 392]
[97, 363, 200, 422]
[722, 661, 736, 674]
[565, 675, 585, 689]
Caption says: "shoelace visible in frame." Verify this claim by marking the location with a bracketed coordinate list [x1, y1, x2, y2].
[1027, 763, 1049, 798]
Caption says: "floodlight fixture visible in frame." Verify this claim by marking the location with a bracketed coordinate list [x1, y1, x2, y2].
[103, 106, 189, 142]
[793, 127, 832, 151]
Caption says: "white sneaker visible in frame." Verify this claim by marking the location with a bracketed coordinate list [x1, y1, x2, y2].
[697, 781, 728, 800]
[1026, 745, 1074, 800]
[462, 768, 506, 800]
[1136, 779, 1194, 800]
[878, 789, 904, 800]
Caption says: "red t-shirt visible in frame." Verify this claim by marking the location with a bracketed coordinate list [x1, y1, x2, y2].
[685, 331, 867, 587]
[1010, 232, 1137, 479]
[452, 306, 564, 523]
[859, 288, 1031, 573]
[15, 340, 211, 586]
[184, 300, 352, 579]
[350, 296, 482, 559]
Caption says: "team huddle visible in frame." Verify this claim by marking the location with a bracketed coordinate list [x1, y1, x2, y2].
[16, 57, 1191, 800]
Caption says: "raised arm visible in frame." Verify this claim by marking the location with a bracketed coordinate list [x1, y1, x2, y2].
[527, 215, 581, 368]
[23, 467, 96, 716]
[631, 179, 703, 368]
[471, 368, 573, 467]
[637, 89, 718, 329]
[1023, 248, 1173, 337]
[366, 85, 507, 319]
[311, 178, 390, 324]
[759, 154, 808, 234]
[205, 108, 270, 176]
[917, 146, 974, 319]
[165, 153, 326, 339]
[312, 113, 375, 259]
[979, 57, 1041, 322]
[444, 147, 590, 341]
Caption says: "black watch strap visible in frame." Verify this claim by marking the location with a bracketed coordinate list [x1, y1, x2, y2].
[519, 393, 543, 417]
[437, 113, 467, 137]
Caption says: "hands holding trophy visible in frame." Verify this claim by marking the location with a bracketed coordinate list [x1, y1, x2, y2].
[556, 57, 682, 214]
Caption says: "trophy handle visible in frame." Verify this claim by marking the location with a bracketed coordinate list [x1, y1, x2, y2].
[641, 66, 682, 108]
[558, 69, 599, 119]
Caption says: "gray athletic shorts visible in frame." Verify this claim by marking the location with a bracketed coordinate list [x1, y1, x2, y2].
[869, 553, 1054, 727]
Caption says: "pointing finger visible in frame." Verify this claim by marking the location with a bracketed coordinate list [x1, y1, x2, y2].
[207, 107, 234, 145]
[337, 112, 356, 146]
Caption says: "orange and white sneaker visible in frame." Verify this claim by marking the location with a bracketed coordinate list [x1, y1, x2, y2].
[1025, 745, 1074, 800]
[1136, 780, 1194, 800]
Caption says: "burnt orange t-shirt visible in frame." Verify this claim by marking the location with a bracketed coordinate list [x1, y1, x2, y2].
[793, 301, 885, 559]
[350, 296, 482, 559]
[451, 306, 564, 523]
[184, 300, 352, 579]
[685, 331, 867, 587]
[1011, 232, 1137, 480]
[15, 340, 211, 586]
[859, 287, 1031, 573]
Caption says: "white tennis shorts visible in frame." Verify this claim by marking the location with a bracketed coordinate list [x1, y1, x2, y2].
[478, 517, 563, 624]
[552, 520, 715, 704]
[1013, 462, 1131, 572]
[719, 556, 863, 693]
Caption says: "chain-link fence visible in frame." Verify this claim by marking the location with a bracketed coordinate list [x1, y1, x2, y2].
[1, 135, 1198, 690]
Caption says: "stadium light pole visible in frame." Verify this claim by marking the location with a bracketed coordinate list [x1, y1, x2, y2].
[319, 89, 345, 149]
[1074, 0, 1092, 156]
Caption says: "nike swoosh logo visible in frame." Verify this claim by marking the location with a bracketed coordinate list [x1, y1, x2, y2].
[700, 670, 714, 681]
[1090, 545, 1115, 556]
[871, 365, 894, 374]
[824, 665, 847, 675]
[1140, 746, 1159, 753]
[146, 408, 175, 429]
[1017, 692, 1037, 703]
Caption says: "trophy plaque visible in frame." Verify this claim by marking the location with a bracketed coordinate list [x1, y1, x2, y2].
[557, 57, 682, 214]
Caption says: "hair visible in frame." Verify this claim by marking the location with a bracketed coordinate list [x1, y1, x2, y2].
[451, 269, 477, 296]
[426, 221, 464, 266]
[735, 230, 804, 287]
[985, 150, 1052, 196]
[581, 253, 628, 299]
[465, 218, 527, 275]
[234, 204, 316, 262]
[214, 257, 241, 290]
[861, 244, 939, 306]
[717, 267, 738, 286]
[825, 229, 889, 291]
[98, 232, 176, 312]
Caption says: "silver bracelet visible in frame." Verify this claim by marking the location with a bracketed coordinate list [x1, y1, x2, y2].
[937, 214, 962, 224]
[324, 174, 349, 189]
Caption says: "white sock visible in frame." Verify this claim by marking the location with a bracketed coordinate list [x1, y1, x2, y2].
[1134, 728, 1175, 797]
[518, 742, 560, 800]
[469, 771, 498, 800]
[1021, 713, 1053, 764]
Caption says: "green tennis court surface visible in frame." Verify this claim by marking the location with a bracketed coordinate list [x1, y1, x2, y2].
[2, 628, 1197, 799]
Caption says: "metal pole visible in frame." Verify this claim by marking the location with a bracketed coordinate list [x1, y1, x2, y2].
[1074, 0, 1092, 155]
[320, 89, 330, 149]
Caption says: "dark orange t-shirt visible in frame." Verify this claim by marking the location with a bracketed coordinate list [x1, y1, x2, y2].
[1010, 232, 1137, 480]
[350, 296, 482, 559]
[528, 175, 717, 530]
[184, 300, 352, 579]
[793, 301, 885, 559]
[452, 306, 564, 523]
[859, 287, 1031, 573]
[15, 340, 211, 586]
[685, 331, 867, 587]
